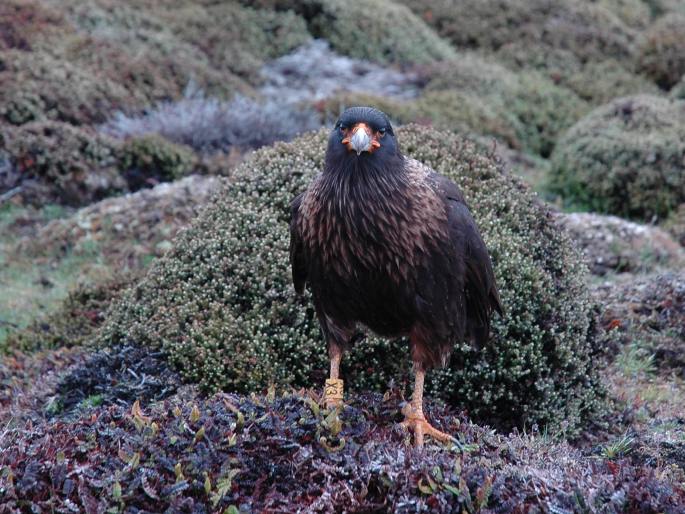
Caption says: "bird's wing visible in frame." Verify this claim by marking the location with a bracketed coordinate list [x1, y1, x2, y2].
[289, 192, 308, 294]
[430, 172, 503, 345]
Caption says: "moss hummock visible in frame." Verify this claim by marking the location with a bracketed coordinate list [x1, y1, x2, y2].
[549, 95, 685, 220]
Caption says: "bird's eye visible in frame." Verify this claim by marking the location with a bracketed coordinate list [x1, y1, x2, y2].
[339, 124, 347, 131]
[379, 127, 387, 136]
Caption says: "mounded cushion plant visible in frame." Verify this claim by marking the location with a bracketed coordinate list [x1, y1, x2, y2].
[100, 125, 601, 433]
[423, 55, 589, 157]
[321, 54, 588, 157]
[259, 0, 456, 65]
[549, 95, 685, 220]
[398, 0, 636, 67]
[118, 134, 197, 189]
[0, 121, 125, 206]
[637, 13, 685, 90]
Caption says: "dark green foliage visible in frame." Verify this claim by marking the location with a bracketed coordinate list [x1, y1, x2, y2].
[399, 0, 643, 106]
[321, 55, 588, 157]
[157, 1, 311, 83]
[258, 0, 456, 64]
[119, 134, 197, 188]
[101, 126, 601, 434]
[549, 95, 685, 220]
[423, 56, 589, 157]
[0, 49, 135, 126]
[0, 121, 125, 206]
[398, 0, 637, 66]
[564, 59, 659, 104]
[637, 14, 685, 90]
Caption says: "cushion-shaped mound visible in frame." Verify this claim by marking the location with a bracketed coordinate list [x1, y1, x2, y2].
[549, 95, 685, 220]
[637, 14, 685, 90]
[398, 0, 636, 68]
[281, 0, 456, 65]
[100, 125, 601, 433]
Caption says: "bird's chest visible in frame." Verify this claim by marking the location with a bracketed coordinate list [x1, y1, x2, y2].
[299, 186, 445, 284]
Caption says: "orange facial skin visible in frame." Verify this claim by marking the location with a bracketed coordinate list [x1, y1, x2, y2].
[341, 122, 383, 154]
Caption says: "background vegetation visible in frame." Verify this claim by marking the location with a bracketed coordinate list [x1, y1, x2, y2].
[1, 0, 684, 511]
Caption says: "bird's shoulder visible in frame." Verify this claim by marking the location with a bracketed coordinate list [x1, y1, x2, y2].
[403, 157, 466, 205]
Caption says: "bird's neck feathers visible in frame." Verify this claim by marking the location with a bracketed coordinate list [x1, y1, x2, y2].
[321, 152, 407, 204]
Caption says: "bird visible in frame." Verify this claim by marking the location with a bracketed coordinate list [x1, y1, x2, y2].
[289, 107, 503, 447]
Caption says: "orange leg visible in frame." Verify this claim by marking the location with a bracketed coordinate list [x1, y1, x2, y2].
[401, 366, 455, 447]
[323, 344, 344, 408]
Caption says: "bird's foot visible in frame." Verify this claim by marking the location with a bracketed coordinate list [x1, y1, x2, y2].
[323, 378, 344, 409]
[401, 403, 455, 447]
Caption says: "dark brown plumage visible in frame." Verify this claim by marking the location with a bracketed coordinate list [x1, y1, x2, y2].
[289, 107, 502, 446]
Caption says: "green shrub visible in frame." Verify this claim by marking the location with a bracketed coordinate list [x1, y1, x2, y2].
[302, 0, 456, 65]
[424, 56, 589, 157]
[0, 49, 133, 125]
[100, 125, 601, 433]
[119, 134, 197, 188]
[158, 2, 310, 83]
[0, 121, 125, 206]
[595, 0, 652, 28]
[565, 59, 659, 104]
[0, 0, 68, 52]
[398, 0, 637, 68]
[637, 14, 685, 90]
[549, 95, 685, 220]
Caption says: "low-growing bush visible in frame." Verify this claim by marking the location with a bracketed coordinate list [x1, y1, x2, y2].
[101, 125, 601, 433]
[565, 60, 659, 104]
[549, 95, 685, 220]
[399, 0, 637, 69]
[637, 14, 685, 90]
[595, 0, 652, 28]
[0, 49, 133, 126]
[424, 56, 588, 157]
[119, 134, 197, 189]
[0, 121, 125, 206]
[157, 2, 311, 83]
[296, 0, 456, 65]
[0, 0, 68, 52]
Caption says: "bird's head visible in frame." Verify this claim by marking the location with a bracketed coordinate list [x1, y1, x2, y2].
[325, 107, 400, 172]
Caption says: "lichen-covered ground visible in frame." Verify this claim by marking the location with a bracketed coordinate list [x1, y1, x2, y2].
[2, 0, 685, 511]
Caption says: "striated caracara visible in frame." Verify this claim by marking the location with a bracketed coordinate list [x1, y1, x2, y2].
[289, 107, 503, 446]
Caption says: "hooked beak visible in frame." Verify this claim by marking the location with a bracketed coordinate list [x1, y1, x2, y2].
[342, 123, 381, 155]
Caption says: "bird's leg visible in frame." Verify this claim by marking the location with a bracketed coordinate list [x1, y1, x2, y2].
[401, 365, 454, 447]
[324, 343, 344, 408]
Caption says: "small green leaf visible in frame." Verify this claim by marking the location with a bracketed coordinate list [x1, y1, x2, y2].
[193, 425, 206, 444]
[174, 462, 184, 482]
[112, 481, 122, 500]
[443, 483, 460, 496]
[190, 404, 201, 423]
